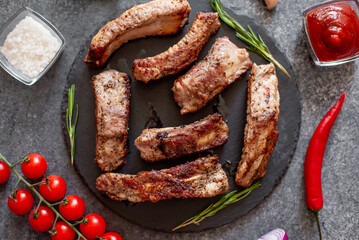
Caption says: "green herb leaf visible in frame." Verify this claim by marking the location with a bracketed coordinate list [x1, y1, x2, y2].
[66, 84, 79, 165]
[210, 0, 290, 78]
[172, 182, 261, 231]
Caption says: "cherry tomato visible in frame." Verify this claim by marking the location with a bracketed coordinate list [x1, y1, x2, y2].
[29, 205, 55, 232]
[39, 175, 67, 201]
[101, 232, 123, 240]
[8, 189, 34, 215]
[59, 195, 86, 221]
[21, 153, 47, 179]
[0, 160, 11, 184]
[50, 221, 75, 240]
[80, 214, 106, 239]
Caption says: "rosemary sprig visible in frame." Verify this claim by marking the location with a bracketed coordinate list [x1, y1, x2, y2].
[172, 182, 261, 231]
[0, 153, 87, 239]
[66, 84, 79, 165]
[210, 0, 291, 78]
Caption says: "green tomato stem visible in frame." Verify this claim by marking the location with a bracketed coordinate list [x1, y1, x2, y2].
[72, 218, 86, 226]
[9, 178, 21, 200]
[30, 180, 48, 188]
[0, 153, 87, 240]
[21, 156, 30, 163]
[11, 158, 24, 168]
[50, 214, 59, 233]
[33, 199, 43, 218]
[50, 199, 66, 207]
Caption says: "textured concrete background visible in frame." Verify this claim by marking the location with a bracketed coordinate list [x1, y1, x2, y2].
[0, 0, 358, 239]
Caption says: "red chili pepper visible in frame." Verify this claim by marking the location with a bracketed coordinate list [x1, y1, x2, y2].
[304, 92, 345, 240]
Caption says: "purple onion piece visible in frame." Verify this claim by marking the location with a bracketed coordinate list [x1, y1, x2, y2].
[258, 229, 288, 240]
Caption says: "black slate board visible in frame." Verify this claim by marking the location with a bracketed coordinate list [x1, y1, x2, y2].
[62, 0, 301, 233]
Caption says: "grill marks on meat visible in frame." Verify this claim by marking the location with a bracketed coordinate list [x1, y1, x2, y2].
[96, 155, 230, 203]
[235, 63, 280, 187]
[132, 12, 221, 83]
[134, 113, 229, 161]
[84, 0, 191, 68]
[172, 36, 252, 114]
[92, 70, 130, 171]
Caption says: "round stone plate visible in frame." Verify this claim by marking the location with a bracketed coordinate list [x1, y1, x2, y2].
[62, 0, 301, 233]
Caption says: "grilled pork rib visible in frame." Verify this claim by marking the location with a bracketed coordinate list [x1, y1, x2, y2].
[235, 63, 280, 187]
[92, 70, 130, 171]
[84, 0, 191, 68]
[134, 113, 229, 161]
[132, 12, 220, 83]
[96, 155, 230, 203]
[172, 36, 252, 114]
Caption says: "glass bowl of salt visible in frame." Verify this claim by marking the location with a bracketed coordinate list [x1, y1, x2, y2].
[0, 7, 65, 85]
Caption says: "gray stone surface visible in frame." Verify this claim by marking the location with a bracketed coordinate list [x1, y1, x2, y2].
[0, 0, 358, 239]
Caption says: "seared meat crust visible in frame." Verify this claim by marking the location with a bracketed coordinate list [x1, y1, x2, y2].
[84, 0, 191, 68]
[92, 70, 130, 171]
[235, 63, 280, 187]
[96, 155, 230, 203]
[134, 113, 229, 161]
[172, 36, 252, 114]
[132, 12, 220, 83]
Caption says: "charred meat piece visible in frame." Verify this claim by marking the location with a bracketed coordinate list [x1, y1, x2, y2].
[134, 113, 229, 161]
[235, 63, 280, 187]
[92, 70, 130, 171]
[84, 0, 191, 68]
[172, 36, 252, 114]
[132, 12, 220, 83]
[96, 155, 230, 203]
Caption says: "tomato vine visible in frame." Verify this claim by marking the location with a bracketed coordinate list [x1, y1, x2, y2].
[0, 152, 87, 240]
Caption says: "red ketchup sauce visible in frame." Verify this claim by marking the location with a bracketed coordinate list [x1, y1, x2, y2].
[306, 3, 359, 62]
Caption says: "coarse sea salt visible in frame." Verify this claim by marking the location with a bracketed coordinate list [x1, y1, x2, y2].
[0, 16, 61, 78]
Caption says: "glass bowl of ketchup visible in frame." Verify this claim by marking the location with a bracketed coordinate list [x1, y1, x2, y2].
[303, 0, 359, 66]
